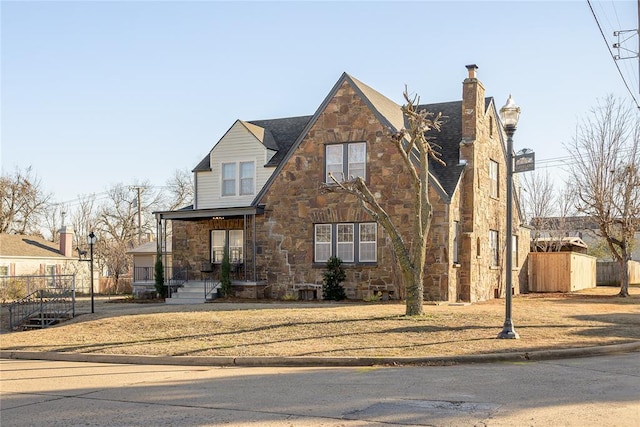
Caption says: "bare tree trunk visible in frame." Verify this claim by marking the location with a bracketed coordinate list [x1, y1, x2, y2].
[618, 255, 630, 297]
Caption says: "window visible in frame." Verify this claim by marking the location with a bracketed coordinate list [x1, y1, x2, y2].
[46, 265, 56, 288]
[314, 224, 332, 263]
[337, 224, 354, 262]
[489, 230, 499, 267]
[0, 266, 8, 276]
[359, 223, 377, 262]
[489, 159, 499, 198]
[211, 229, 244, 263]
[512, 235, 518, 266]
[314, 223, 377, 263]
[222, 163, 236, 196]
[240, 162, 254, 195]
[211, 230, 226, 262]
[453, 221, 460, 264]
[229, 230, 244, 263]
[222, 161, 255, 196]
[325, 142, 366, 182]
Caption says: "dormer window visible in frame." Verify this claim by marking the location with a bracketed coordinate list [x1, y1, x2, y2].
[325, 142, 366, 183]
[222, 161, 255, 196]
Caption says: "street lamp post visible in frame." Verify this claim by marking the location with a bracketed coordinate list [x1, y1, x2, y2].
[88, 232, 97, 314]
[498, 95, 520, 339]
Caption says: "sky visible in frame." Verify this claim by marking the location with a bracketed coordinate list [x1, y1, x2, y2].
[1, 0, 639, 208]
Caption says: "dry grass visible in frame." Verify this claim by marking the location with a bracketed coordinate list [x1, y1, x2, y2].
[1, 286, 639, 358]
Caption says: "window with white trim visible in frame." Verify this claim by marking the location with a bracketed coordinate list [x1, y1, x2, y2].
[314, 224, 332, 263]
[489, 229, 499, 267]
[453, 221, 460, 264]
[314, 223, 377, 263]
[240, 162, 254, 195]
[489, 160, 499, 198]
[512, 234, 518, 266]
[211, 229, 244, 263]
[222, 163, 236, 196]
[221, 161, 255, 196]
[325, 142, 366, 183]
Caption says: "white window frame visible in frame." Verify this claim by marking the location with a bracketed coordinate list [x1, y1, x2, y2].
[337, 223, 355, 262]
[489, 229, 499, 267]
[222, 163, 236, 196]
[358, 223, 377, 262]
[512, 234, 518, 266]
[239, 161, 255, 195]
[314, 224, 332, 263]
[489, 159, 499, 198]
[325, 142, 366, 183]
[211, 229, 244, 263]
[314, 222, 377, 264]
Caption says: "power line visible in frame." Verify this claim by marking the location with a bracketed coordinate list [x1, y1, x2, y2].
[586, 0, 640, 109]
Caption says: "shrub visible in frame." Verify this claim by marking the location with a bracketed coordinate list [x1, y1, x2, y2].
[220, 248, 232, 297]
[322, 256, 347, 301]
[154, 254, 166, 298]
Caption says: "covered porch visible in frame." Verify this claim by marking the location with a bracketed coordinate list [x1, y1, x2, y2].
[154, 206, 264, 302]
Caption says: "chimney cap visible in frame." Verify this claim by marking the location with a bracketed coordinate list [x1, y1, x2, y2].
[465, 64, 479, 78]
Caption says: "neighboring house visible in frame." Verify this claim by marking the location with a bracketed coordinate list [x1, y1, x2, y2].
[155, 65, 530, 303]
[531, 216, 640, 261]
[127, 241, 172, 297]
[0, 227, 93, 294]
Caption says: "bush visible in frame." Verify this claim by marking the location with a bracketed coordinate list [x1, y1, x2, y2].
[220, 248, 232, 297]
[322, 256, 347, 301]
[154, 254, 166, 298]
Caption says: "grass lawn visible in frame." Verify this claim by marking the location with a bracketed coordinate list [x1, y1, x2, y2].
[1, 286, 638, 358]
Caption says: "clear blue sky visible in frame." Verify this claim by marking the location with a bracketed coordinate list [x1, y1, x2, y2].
[2, 0, 638, 206]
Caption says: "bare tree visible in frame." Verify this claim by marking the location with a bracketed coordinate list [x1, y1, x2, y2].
[565, 95, 640, 297]
[93, 182, 163, 290]
[165, 168, 194, 210]
[0, 166, 52, 235]
[323, 88, 443, 316]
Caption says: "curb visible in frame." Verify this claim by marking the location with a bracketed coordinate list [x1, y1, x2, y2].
[2, 341, 639, 367]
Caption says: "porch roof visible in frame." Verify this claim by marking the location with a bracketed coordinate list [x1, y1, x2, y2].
[154, 205, 264, 221]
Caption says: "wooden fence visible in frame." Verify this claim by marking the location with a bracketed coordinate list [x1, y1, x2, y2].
[528, 252, 596, 292]
[596, 261, 640, 286]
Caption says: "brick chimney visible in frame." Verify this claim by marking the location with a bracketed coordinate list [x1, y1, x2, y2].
[461, 64, 485, 142]
[59, 226, 74, 257]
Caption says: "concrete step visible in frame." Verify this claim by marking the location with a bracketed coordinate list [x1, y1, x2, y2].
[165, 297, 206, 305]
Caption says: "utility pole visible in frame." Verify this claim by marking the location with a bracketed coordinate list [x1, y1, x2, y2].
[130, 186, 143, 245]
[611, 0, 640, 94]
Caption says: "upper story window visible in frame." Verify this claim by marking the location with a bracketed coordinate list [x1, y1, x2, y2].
[314, 222, 377, 264]
[325, 142, 366, 183]
[489, 229, 499, 267]
[240, 162, 254, 195]
[0, 265, 8, 276]
[222, 161, 255, 196]
[489, 159, 499, 198]
[453, 221, 460, 264]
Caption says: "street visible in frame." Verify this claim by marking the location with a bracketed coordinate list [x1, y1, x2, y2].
[1, 354, 639, 426]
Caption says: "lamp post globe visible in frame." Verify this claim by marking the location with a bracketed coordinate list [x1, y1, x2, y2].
[498, 95, 520, 339]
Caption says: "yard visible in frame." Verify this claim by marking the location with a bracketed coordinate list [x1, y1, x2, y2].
[1, 286, 638, 358]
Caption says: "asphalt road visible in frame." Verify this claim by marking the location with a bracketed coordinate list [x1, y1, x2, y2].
[1, 354, 639, 426]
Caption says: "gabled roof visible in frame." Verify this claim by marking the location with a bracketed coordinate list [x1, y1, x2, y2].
[192, 116, 312, 172]
[247, 116, 312, 166]
[0, 234, 65, 258]
[254, 72, 475, 204]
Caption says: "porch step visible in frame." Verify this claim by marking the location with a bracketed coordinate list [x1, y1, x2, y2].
[165, 280, 218, 305]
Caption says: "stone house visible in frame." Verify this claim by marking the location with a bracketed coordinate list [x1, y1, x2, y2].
[155, 65, 530, 303]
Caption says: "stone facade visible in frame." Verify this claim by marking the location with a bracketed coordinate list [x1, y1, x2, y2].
[165, 66, 530, 303]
